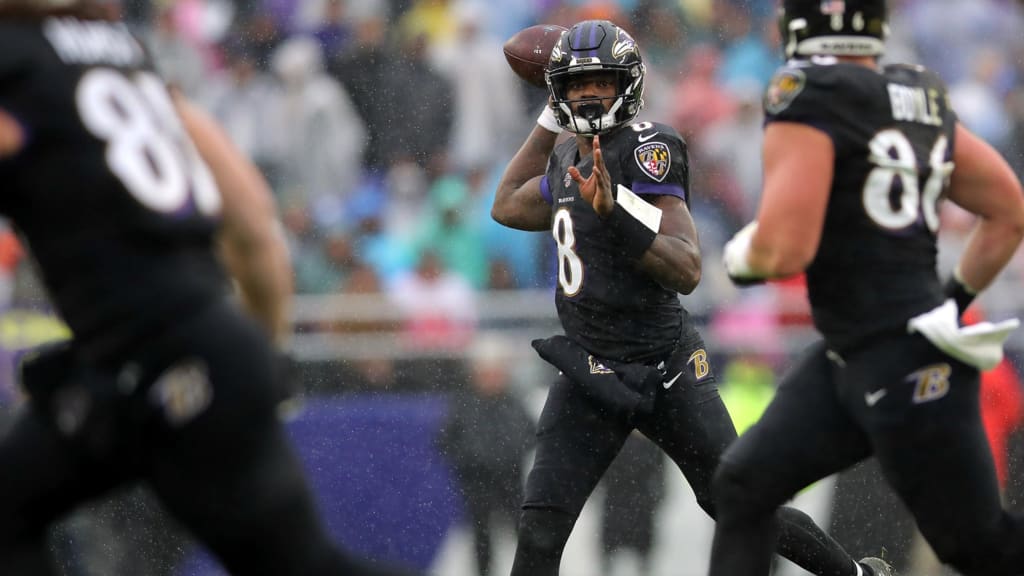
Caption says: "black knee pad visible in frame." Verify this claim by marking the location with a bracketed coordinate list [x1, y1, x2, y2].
[516, 508, 576, 558]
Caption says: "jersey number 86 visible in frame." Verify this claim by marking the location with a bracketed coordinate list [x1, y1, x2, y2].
[76, 68, 221, 217]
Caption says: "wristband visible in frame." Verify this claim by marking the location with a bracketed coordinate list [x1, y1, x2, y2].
[605, 203, 657, 259]
[943, 267, 978, 316]
[537, 105, 563, 134]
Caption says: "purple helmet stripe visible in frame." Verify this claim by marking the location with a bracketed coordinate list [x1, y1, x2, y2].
[587, 21, 599, 57]
[572, 22, 584, 58]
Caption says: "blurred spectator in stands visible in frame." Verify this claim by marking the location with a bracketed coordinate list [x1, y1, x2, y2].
[379, 162, 433, 262]
[487, 260, 517, 292]
[903, 0, 1024, 86]
[670, 45, 736, 144]
[397, 0, 457, 49]
[473, 167, 545, 290]
[600, 433, 665, 576]
[312, 230, 364, 293]
[433, 2, 528, 175]
[307, 0, 354, 58]
[411, 174, 488, 288]
[702, 78, 766, 221]
[334, 23, 452, 177]
[329, 15, 396, 173]
[390, 31, 454, 177]
[281, 205, 359, 295]
[1003, 85, 1024, 178]
[949, 46, 1014, 151]
[329, 253, 401, 336]
[141, 3, 206, 98]
[271, 34, 366, 212]
[235, 11, 284, 71]
[389, 249, 477, 350]
[0, 223, 22, 309]
[347, 0, 391, 23]
[201, 36, 285, 186]
[630, 0, 689, 70]
[346, 181, 415, 287]
[711, 1, 778, 90]
[438, 334, 534, 576]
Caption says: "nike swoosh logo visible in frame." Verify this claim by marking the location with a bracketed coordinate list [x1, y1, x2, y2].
[638, 132, 659, 143]
[864, 388, 888, 407]
[663, 371, 683, 389]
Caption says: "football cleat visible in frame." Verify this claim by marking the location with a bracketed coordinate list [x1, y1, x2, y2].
[859, 556, 895, 576]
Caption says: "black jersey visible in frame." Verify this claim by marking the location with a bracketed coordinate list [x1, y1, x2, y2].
[540, 121, 690, 363]
[0, 17, 226, 361]
[764, 58, 958, 352]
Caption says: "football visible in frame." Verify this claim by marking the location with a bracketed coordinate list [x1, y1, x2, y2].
[503, 24, 567, 88]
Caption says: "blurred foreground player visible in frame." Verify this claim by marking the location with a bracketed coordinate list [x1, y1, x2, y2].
[0, 1, 413, 575]
[714, 0, 1024, 574]
[493, 18, 890, 576]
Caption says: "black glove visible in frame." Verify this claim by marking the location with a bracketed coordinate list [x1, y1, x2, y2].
[943, 273, 977, 317]
[531, 336, 659, 423]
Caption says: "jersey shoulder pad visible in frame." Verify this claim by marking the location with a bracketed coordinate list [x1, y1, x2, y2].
[620, 120, 686, 147]
[764, 60, 874, 125]
[883, 62, 950, 94]
[619, 121, 688, 188]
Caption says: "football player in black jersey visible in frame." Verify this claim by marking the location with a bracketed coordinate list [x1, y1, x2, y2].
[0, 1, 413, 575]
[713, 1, 1024, 575]
[493, 19, 888, 576]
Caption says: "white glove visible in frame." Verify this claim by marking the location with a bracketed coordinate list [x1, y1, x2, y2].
[723, 221, 762, 284]
[907, 300, 1019, 370]
[537, 106, 563, 134]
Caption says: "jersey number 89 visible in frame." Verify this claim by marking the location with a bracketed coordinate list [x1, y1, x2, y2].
[76, 68, 221, 216]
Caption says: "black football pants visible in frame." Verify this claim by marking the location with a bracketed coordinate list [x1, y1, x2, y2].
[510, 329, 861, 576]
[711, 335, 1024, 576]
[0, 299, 408, 576]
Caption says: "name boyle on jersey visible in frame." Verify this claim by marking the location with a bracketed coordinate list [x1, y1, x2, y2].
[888, 83, 943, 126]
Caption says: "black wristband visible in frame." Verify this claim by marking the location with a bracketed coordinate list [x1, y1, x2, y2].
[604, 203, 658, 259]
[943, 275, 977, 315]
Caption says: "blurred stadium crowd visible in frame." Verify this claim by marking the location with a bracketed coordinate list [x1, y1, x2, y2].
[0, 0, 1022, 357]
[92, 0, 1024, 353]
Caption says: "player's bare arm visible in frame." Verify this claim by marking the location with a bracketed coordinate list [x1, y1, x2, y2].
[747, 122, 834, 278]
[638, 195, 701, 294]
[493, 123, 560, 231]
[945, 122, 1024, 292]
[174, 94, 294, 344]
[0, 107, 24, 158]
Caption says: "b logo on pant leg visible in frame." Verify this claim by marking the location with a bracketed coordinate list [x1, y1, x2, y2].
[688, 349, 710, 380]
[909, 363, 951, 404]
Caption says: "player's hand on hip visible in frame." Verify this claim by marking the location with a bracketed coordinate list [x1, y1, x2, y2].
[569, 135, 614, 217]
